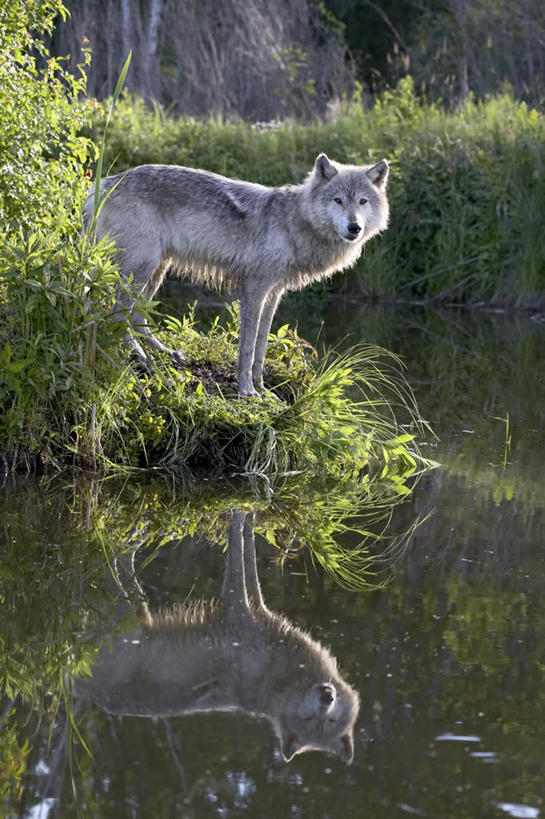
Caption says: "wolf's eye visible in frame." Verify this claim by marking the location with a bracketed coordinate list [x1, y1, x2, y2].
[333, 197, 342, 204]
[359, 197, 368, 205]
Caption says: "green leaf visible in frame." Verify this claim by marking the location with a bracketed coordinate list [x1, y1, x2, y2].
[0, 343, 12, 367]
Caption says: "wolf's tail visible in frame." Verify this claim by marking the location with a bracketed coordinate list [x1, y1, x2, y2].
[82, 188, 96, 230]
[83, 177, 110, 230]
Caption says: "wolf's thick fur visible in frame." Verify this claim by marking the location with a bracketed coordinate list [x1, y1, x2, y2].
[86, 154, 389, 395]
[76, 511, 360, 763]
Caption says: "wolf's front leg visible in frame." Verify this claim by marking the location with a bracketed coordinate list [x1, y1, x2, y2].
[252, 287, 284, 390]
[242, 512, 267, 611]
[222, 511, 252, 620]
[237, 291, 265, 397]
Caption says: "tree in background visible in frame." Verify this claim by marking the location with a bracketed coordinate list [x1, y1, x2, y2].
[48, 0, 545, 115]
[51, 0, 354, 119]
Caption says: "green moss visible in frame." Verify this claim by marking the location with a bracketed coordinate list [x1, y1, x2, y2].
[69, 304, 429, 480]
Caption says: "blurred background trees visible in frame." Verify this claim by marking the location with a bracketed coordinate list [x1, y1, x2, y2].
[48, 0, 545, 118]
[49, 0, 353, 119]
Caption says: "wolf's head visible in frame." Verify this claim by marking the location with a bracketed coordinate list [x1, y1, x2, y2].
[304, 153, 389, 244]
[273, 679, 360, 764]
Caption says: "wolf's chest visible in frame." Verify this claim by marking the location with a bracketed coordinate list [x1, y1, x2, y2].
[285, 239, 362, 290]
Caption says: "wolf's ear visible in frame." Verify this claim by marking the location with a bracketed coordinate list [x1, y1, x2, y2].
[336, 733, 355, 765]
[367, 159, 389, 190]
[314, 153, 338, 183]
[282, 735, 303, 762]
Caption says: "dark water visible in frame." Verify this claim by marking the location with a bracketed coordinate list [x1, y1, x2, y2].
[2, 297, 545, 819]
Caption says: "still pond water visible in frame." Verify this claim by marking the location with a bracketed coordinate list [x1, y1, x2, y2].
[2, 298, 545, 818]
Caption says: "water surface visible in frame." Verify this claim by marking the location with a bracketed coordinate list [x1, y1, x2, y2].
[2, 299, 545, 818]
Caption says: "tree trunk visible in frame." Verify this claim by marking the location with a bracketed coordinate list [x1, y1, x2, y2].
[144, 0, 162, 99]
[446, 0, 469, 103]
[121, 0, 131, 59]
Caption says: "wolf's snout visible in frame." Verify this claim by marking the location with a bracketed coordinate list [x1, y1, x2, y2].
[347, 222, 361, 236]
[319, 683, 336, 705]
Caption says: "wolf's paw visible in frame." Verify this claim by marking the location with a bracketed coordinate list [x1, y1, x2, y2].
[170, 350, 185, 366]
[260, 388, 280, 401]
[238, 385, 260, 398]
[253, 376, 280, 401]
[130, 350, 155, 376]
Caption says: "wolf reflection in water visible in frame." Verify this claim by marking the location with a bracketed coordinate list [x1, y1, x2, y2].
[77, 510, 360, 763]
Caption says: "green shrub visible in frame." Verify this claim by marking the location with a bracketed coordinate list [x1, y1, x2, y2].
[0, 1, 94, 238]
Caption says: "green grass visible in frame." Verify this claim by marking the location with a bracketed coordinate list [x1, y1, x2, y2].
[0, 207, 431, 480]
[0, 257, 431, 482]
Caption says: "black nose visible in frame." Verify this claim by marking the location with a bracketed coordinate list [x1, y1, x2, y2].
[319, 683, 335, 705]
[348, 222, 361, 235]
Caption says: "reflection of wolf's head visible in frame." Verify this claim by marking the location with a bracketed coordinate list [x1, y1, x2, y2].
[266, 644, 360, 764]
[303, 153, 389, 245]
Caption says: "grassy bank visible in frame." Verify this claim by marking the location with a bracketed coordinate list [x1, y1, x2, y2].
[0, 239, 426, 482]
[0, 181, 427, 481]
[88, 80, 545, 309]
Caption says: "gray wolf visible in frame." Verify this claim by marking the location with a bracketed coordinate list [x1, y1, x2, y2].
[76, 511, 360, 763]
[85, 154, 389, 396]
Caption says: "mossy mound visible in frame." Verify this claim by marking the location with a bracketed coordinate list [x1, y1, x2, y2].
[86, 306, 428, 481]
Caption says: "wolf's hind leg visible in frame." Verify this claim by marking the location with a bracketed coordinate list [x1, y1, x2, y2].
[119, 255, 185, 368]
[131, 308, 185, 366]
[139, 258, 185, 365]
[111, 296, 154, 372]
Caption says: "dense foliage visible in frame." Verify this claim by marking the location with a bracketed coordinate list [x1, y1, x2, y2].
[50, 0, 352, 120]
[330, 0, 545, 106]
[0, 0, 93, 237]
[0, 1, 132, 468]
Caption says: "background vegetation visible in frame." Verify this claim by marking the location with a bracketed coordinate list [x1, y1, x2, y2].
[46, 0, 545, 306]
